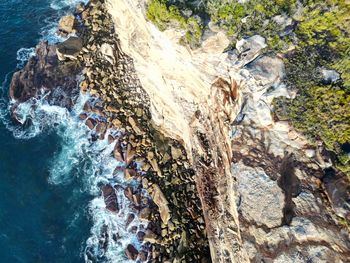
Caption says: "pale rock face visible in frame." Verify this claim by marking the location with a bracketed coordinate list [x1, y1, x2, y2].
[235, 35, 267, 67]
[105, 0, 349, 262]
[99, 43, 116, 65]
[235, 163, 284, 228]
[274, 246, 342, 263]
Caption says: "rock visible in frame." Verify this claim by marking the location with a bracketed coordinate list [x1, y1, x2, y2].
[137, 231, 145, 242]
[9, 41, 81, 111]
[304, 149, 316, 158]
[125, 143, 135, 166]
[139, 207, 151, 221]
[147, 151, 162, 177]
[150, 184, 171, 224]
[128, 116, 143, 135]
[56, 37, 83, 61]
[124, 168, 136, 181]
[79, 113, 87, 120]
[58, 15, 76, 34]
[235, 35, 267, 67]
[108, 134, 115, 144]
[171, 146, 182, 160]
[95, 121, 107, 139]
[125, 244, 138, 260]
[124, 187, 133, 202]
[113, 142, 124, 162]
[246, 55, 285, 86]
[126, 213, 135, 227]
[321, 68, 340, 84]
[139, 250, 148, 262]
[100, 43, 116, 65]
[101, 184, 119, 212]
[85, 118, 96, 129]
[235, 164, 284, 228]
[144, 229, 157, 243]
[322, 167, 350, 219]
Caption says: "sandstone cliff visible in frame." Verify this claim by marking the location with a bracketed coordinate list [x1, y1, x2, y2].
[106, 0, 350, 262]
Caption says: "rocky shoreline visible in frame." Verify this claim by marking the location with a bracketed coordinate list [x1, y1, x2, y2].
[10, 0, 211, 262]
[8, 0, 350, 262]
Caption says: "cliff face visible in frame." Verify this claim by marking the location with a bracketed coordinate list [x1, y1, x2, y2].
[106, 0, 350, 262]
[107, 0, 248, 261]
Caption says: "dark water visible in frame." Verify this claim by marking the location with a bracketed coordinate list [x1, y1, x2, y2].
[0, 1, 91, 262]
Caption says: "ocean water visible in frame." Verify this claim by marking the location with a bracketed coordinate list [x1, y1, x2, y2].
[0, 0, 93, 262]
[0, 1, 146, 262]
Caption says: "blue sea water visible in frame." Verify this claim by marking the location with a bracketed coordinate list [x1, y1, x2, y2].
[0, 1, 146, 262]
[0, 1, 92, 262]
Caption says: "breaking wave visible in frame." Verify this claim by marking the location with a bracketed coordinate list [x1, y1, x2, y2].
[0, 0, 147, 262]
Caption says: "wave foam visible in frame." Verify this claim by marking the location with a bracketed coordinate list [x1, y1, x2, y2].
[3, 91, 147, 262]
[16, 48, 35, 68]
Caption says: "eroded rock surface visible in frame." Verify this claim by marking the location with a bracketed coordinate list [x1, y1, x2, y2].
[10, 41, 81, 111]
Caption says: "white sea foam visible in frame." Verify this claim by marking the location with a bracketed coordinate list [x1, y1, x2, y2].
[1, 1, 147, 261]
[16, 48, 35, 68]
[5, 91, 147, 262]
[50, 0, 89, 10]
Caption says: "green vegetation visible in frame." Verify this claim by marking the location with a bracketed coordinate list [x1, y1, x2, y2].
[146, 0, 350, 176]
[146, 0, 203, 47]
[273, 0, 350, 176]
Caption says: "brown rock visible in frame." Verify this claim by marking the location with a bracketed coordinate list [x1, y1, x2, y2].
[9, 41, 80, 110]
[101, 184, 118, 212]
[96, 121, 107, 140]
[125, 143, 135, 167]
[137, 231, 145, 242]
[79, 113, 87, 120]
[85, 118, 96, 129]
[139, 250, 148, 262]
[125, 244, 138, 260]
[83, 101, 92, 112]
[124, 187, 133, 201]
[151, 184, 171, 224]
[139, 207, 151, 221]
[58, 15, 76, 34]
[124, 168, 136, 181]
[144, 229, 157, 243]
[56, 36, 83, 61]
[108, 134, 115, 144]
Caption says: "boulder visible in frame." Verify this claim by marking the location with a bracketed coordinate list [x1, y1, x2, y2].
[100, 43, 116, 65]
[9, 41, 81, 112]
[85, 118, 96, 129]
[137, 231, 145, 242]
[246, 55, 285, 86]
[150, 184, 171, 224]
[235, 35, 267, 67]
[58, 15, 76, 34]
[102, 184, 119, 212]
[138, 250, 148, 262]
[125, 244, 138, 260]
[56, 36, 83, 61]
[235, 164, 284, 228]
[139, 207, 151, 221]
[321, 68, 340, 84]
